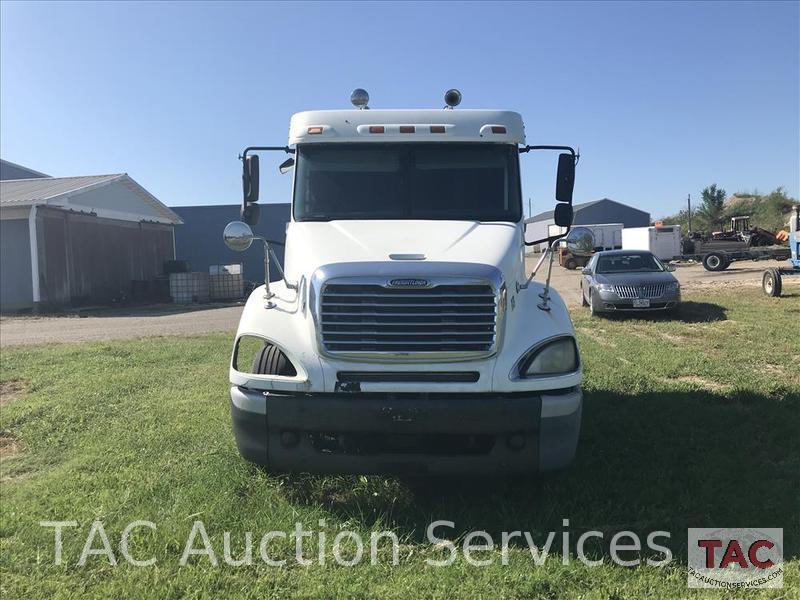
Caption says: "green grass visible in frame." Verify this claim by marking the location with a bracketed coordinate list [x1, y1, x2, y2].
[1, 289, 798, 598]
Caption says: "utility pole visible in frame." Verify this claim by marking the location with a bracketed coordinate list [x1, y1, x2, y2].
[687, 194, 692, 234]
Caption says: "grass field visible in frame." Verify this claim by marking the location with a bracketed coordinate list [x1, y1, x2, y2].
[1, 289, 798, 598]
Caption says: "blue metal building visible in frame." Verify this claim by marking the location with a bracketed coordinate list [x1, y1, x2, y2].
[170, 204, 290, 284]
[525, 198, 651, 249]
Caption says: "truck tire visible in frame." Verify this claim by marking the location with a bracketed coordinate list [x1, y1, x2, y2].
[762, 268, 782, 297]
[564, 257, 577, 270]
[252, 344, 297, 376]
[702, 252, 726, 272]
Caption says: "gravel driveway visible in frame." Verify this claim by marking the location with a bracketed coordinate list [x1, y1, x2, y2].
[1, 305, 243, 347]
[0, 259, 791, 347]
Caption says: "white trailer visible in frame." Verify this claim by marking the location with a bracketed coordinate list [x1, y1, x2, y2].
[584, 223, 623, 251]
[622, 225, 682, 261]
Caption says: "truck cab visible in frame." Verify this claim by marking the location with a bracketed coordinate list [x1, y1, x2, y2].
[224, 90, 582, 475]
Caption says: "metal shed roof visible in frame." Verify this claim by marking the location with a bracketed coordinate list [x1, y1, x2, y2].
[525, 198, 639, 223]
[525, 199, 604, 223]
[0, 174, 182, 224]
[0, 159, 49, 180]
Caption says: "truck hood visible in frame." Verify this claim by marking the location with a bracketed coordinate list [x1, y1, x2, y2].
[284, 220, 520, 280]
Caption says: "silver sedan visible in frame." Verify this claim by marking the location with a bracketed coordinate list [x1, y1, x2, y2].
[580, 250, 681, 315]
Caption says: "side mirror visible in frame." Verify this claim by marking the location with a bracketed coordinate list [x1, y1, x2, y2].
[555, 153, 575, 203]
[581, 267, 592, 275]
[242, 155, 260, 226]
[553, 203, 573, 227]
[241, 202, 261, 226]
[243, 155, 259, 204]
[223, 221, 255, 252]
[279, 157, 295, 174]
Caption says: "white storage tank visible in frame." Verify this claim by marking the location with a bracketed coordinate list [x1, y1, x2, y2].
[622, 225, 682, 261]
[548, 223, 622, 251]
[169, 272, 210, 304]
[209, 264, 244, 301]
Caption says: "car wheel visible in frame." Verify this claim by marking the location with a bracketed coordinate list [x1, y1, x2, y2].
[762, 268, 782, 297]
[702, 253, 726, 271]
[589, 290, 599, 316]
[581, 285, 589, 307]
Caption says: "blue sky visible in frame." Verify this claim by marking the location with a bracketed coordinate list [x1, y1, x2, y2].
[1, 1, 798, 219]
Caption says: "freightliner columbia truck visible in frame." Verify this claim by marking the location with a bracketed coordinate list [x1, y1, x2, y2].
[223, 89, 582, 474]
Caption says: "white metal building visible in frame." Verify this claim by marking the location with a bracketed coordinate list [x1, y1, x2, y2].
[1, 165, 182, 312]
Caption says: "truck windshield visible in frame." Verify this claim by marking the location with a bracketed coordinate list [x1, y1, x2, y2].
[293, 143, 521, 222]
[596, 254, 665, 274]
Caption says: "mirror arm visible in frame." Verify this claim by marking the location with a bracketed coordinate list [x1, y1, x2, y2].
[519, 145, 579, 165]
[525, 226, 571, 248]
[264, 239, 296, 290]
[517, 228, 571, 293]
[240, 146, 296, 224]
[519, 145, 578, 245]
[240, 146, 295, 160]
[254, 237, 297, 309]
[518, 145, 579, 303]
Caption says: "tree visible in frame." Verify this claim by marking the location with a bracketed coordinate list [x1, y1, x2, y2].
[660, 208, 692, 231]
[695, 184, 727, 230]
[658, 186, 798, 235]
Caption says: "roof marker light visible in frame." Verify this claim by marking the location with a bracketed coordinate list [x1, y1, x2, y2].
[399, 125, 415, 133]
[444, 88, 462, 109]
[430, 125, 446, 133]
[351, 88, 370, 109]
[491, 126, 507, 134]
[369, 126, 385, 134]
[307, 126, 324, 134]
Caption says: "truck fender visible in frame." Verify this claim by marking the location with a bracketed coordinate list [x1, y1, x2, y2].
[491, 280, 582, 393]
[229, 280, 326, 392]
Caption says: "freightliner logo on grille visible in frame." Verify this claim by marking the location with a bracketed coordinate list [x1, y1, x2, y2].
[388, 279, 429, 288]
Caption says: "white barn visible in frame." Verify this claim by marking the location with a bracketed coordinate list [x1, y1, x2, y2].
[1, 162, 182, 312]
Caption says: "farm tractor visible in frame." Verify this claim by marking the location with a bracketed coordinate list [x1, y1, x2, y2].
[682, 215, 791, 271]
[713, 215, 783, 246]
[762, 205, 800, 297]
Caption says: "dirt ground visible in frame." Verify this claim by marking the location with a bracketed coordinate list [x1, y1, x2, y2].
[0, 259, 793, 347]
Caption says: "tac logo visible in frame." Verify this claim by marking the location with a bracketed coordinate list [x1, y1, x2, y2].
[687, 528, 783, 589]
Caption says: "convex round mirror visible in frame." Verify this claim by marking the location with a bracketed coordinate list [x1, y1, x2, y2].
[223, 221, 255, 252]
[565, 227, 595, 256]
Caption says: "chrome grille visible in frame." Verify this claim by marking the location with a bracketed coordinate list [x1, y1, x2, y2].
[320, 283, 497, 354]
[614, 284, 667, 299]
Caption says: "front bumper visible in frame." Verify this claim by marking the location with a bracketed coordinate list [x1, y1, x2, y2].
[595, 290, 680, 312]
[230, 386, 582, 475]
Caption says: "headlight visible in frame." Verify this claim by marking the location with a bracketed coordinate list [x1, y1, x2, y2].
[596, 283, 614, 292]
[666, 281, 680, 291]
[521, 337, 578, 377]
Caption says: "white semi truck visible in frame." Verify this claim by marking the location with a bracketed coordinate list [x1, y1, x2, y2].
[223, 89, 582, 474]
